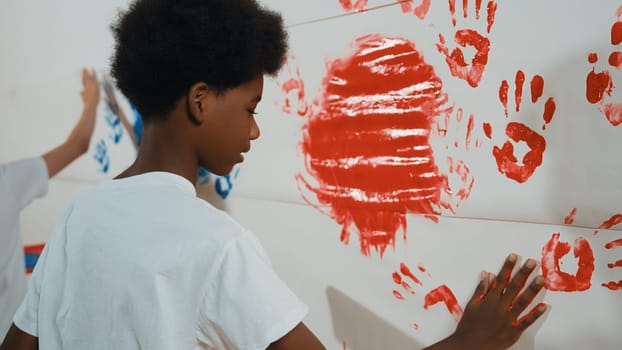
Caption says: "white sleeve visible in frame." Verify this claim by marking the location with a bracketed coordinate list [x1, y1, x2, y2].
[0, 157, 49, 210]
[197, 232, 308, 350]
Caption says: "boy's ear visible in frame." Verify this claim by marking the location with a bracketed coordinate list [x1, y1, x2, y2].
[186, 82, 210, 125]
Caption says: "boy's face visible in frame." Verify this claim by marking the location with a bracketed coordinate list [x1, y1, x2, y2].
[198, 75, 263, 176]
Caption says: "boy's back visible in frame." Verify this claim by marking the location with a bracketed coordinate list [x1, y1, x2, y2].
[13, 172, 307, 350]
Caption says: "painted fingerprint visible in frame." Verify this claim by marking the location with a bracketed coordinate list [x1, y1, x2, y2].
[297, 35, 471, 256]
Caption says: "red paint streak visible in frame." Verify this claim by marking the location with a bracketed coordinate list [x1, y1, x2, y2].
[612, 21, 622, 45]
[393, 272, 416, 294]
[436, 30, 491, 87]
[412, 323, 420, 331]
[423, 285, 464, 323]
[393, 290, 406, 300]
[542, 97, 556, 130]
[608, 260, 622, 268]
[514, 70, 525, 112]
[401, 262, 423, 285]
[492, 122, 545, 183]
[564, 208, 577, 225]
[541, 233, 595, 292]
[299, 35, 465, 256]
[486, 1, 497, 34]
[588, 52, 598, 64]
[609, 51, 622, 68]
[499, 80, 509, 117]
[418, 264, 427, 273]
[399, 0, 432, 19]
[599, 214, 622, 230]
[475, 0, 482, 19]
[602, 281, 622, 290]
[338, 0, 368, 12]
[605, 239, 622, 249]
[530, 75, 544, 103]
[462, 0, 468, 18]
[483, 122, 492, 139]
[447, 158, 474, 200]
[448, 0, 457, 26]
[512, 302, 546, 327]
[465, 114, 474, 151]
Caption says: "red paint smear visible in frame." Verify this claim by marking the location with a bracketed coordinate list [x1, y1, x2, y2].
[393, 272, 416, 294]
[418, 264, 427, 273]
[447, 157, 474, 200]
[530, 75, 544, 103]
[588, 52, 598, 64]
[492, 122, 546, 183]
[436, 30, 491, 87]
[499, 80, 509, 117]
[586, 69, 613, 104]
[449, 0, 457, 26]
[24, 243, 45, 255]
[475, 0, 483, 19]
[401, 262, 423, 285]
[602, 281, 622, 290]
[541, 233, 595, 292]
[483, 122, 492, 139]
[393, 290, 406, 300]
[609, 52, 622, 68]
[465, 114, 474, 151]
[564, 208, 577, 225]
[486, 1, 497, 33]
[603, 103, 622, 126]
[462, 0, 468, 18]
[412, 323, 420, 331]
[299, 35, 464, 256]
[339, 0, 368, 12]
[605, 239, 622, 249]
[612, 21, 622, 45]
[514, 70, 525, 112]
[423, 285, 464, 323]
[542, 97, 556, 130]
[608, 260, 622, 268]
[399, 0, 432, 19]
[599, 214, 622, 230]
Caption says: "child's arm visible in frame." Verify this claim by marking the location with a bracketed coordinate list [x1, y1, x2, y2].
[0, 324, 38, 350]
[42, 68, 100, 178]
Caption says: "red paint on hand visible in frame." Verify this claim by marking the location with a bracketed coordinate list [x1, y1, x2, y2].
[541, 232, 595, 292]
[298, 35, 467, 256]
[423, 285, 464, 323]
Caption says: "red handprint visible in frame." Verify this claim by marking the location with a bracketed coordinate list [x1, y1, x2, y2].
[586, 5, 622, 127]
[392, 262, 463, 328]
[603, 238, 622, 291]
[541, 232, 595, 292]
[486, 70, 557, 183]
[436, 0, 498, 87]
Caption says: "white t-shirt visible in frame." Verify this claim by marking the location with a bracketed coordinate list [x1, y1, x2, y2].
[14, 172, 308, 350]
[0, 157, 49, 339]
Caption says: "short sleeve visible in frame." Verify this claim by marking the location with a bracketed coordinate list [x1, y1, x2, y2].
[197, 232, 308, 350]
[0, 157, 49, 210]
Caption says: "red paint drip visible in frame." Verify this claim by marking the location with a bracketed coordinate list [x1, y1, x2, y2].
[605, 239, 622, 249]
[423, 285, 464, 323]
[483, 122, 492, 139]
[465, 114, 474, 151]
[608, 260, 622, 268]
[401, 262, 423, 285]
[436, 30, 491, 87]
[564, 208, 577, 225]
[475, 0, 482, 19]
[542, 97, 556, 130]
[609, 52, 622, 68]
[499, 80, 509, 117]
[588, 52, 598, 64]
[486, 1, 497, 33]
[541, 233, 595, 292]
[586, 69, 613, 104]
[299, 35, 463, 256]
[612, 21, 622, 45]
[530, 75, 544, 103]
[393, 290, 406, 300]
[492, 122, 546, 183]
[599, 214, 622, 230]
[514, 70, 525, 112]
[602, 281, 622, 290]
[338, 0, 368, 12]
[449, 0, 457, 26]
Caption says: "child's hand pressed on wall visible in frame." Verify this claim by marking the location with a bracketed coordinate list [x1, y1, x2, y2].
[80, 68, 100, 109]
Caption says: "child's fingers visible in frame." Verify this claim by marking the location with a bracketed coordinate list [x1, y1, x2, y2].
[492, 253, 518, 295]
[512, 303, 548, 332]
[502, 258, 537, 305]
